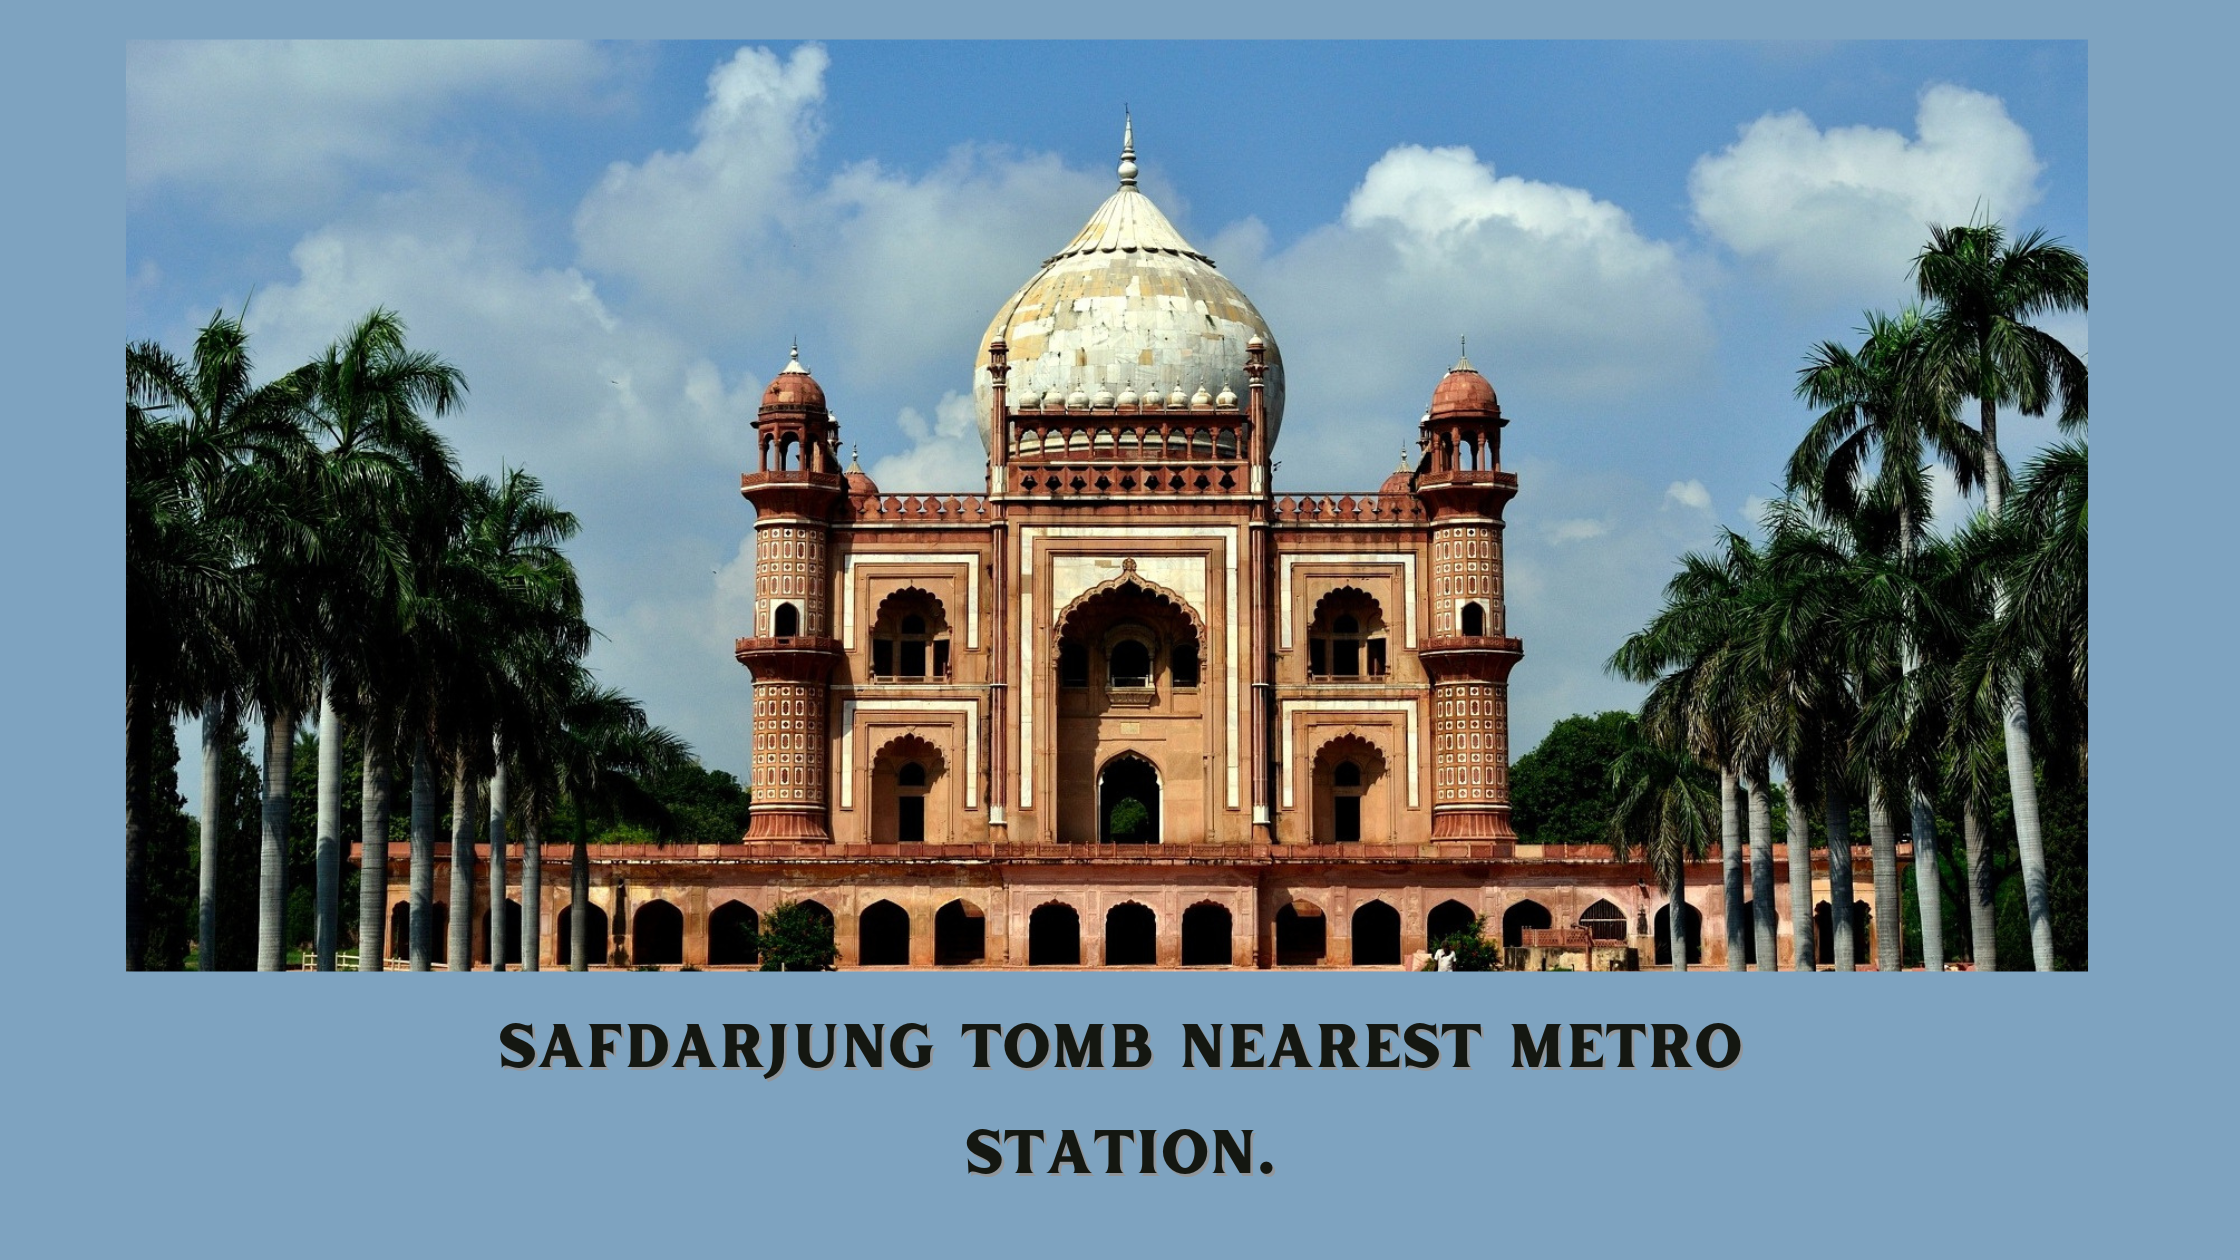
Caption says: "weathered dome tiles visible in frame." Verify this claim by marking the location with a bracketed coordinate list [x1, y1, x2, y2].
[974, 122, 1285, 456]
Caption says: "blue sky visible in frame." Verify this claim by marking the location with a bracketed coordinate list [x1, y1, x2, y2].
[126, 40, 2087, 794]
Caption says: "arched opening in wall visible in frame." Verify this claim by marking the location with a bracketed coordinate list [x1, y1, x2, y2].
[934, 900, 986, 966]
[1099, 753, 1161, 844]
[633, 900, 684, 967]
[1312, 735, 1389, 845]
[1501, 899, 1552, 948]
[869, 589, 951, 680]
[708, 900, 759, 966]
[1107, 636, 1153, 690]
[1308, 588, 1388, 679]
[1811, 902, 1872, 966]
[429, 902, 449, 965]
[1457, 437, 1476, 471]
[859, 900, 909, 966]
[389, 902, 410, 960]
[1275, 900, 1326, 967]
[1029, 902, 1080, 966]
[1057, 641, 1089, 688]
[556, 903, 609, 966]
[1460, 601, 1486, 637]
[480, 900, 522, 966]
[1740, 902, 1757, 966]
[1181, 902, 1232, 967]
[1653, 903, 1704, 967]
[1580, 899, 1629, 942]
[1351, 899, 1401, 966]
[1427, 899, 1476, 947]
[1104, 902, 1157, 966]
[777, 434, 797, 472]
[1171, 638, 1200, 688]
[773, 602, 800, 638]
[871, 734, 946, 846]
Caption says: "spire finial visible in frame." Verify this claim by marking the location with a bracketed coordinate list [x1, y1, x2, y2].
[782, 339, 807, 375]
[1454, 334, 1474, 373]
[1118, 109, 1138, 187]
[848, 444, 861, 473]
[1398, 447, 1410, 472]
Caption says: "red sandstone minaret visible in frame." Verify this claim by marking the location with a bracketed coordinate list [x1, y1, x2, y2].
[1414, 348, 1525, 842]
[736, 346, 846, 841]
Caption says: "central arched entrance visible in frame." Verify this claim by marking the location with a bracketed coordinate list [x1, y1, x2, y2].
[1099, 753, 1160, 844]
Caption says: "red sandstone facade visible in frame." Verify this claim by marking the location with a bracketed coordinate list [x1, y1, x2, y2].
[375, 126, 1891, 969]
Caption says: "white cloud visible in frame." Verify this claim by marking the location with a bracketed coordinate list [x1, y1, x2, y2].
[1689, 84, 2043, 307]
[127, 41, 619, 215]
[1664, 479, 1713, 512]
[1544, 518, 1612, 544]
[866, 392, 986, 493]
[1216, 144, 1714, 492]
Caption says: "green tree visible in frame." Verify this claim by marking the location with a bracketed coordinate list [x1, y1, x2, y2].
[757, 900, 838, 971]
[1509, 712, 1639, 847]
[1606, 728, 1719, 971]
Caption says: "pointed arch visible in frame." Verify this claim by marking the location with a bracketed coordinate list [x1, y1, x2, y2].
[1054, 566, 1207, 653]
[1350, 899, 1401, 966]
[1579, 898, 1628, 942]
[1500, 899, 1551, 948]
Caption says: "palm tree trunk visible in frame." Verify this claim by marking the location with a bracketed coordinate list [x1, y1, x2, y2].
[357, 736, 390, 971]
[1981, 398, 2055, 970]
[1867, 780, 1900, 971]
[314, 682, 343, 971]
[1786, 768, 1814, 972]
[1964, 802, 1997, 973]
[488, 750, 509, 972]
[257, 711, 295, 972]
[1747, 768, 1775, 971]
[1910, 785, 1945, 972]
[521, 810, 541, 972]
[448, 750, 474, 971]
[125, 681, 150, 971]
[1667, 861, 1688, 974]
[198, 700, 230, 972]
[570, 809, 589, 972]
[1720, 766, 1743, 971]
[409, 740, 436, 971]
[1826, 778, 1854, 972]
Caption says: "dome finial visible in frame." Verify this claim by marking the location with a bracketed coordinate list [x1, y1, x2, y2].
[1453, 334, 1474, 373]
[848, 444, 861, 473]
[781, 339, 808, 375]
[1117, 109, 1138, 187]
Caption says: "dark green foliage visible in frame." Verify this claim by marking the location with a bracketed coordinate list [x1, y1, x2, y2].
[137, 725, 196, 971]
[1510, 711, 1638, 846]
[1424, 914, 1503, 971]
[1107, 796, 1151, 840]
[756, 900, 837, 972]
[640, 760, 753, 842]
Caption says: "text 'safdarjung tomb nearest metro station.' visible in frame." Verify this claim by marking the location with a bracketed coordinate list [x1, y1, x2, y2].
[385, 125, 1874, 970]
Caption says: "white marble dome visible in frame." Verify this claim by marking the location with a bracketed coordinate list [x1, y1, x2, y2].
[974, 120, 1285, 456]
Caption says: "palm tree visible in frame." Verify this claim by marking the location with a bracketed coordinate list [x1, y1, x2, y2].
[521, 670, 690, 970]
[1914, 223, 2087, 971]
[1794, 310, 1976, 971]
[127, 312, 314, 971]
[1610, 532, 1765, 971]
[290, 309, 463, 971]
[1607, 727, 1720, 971]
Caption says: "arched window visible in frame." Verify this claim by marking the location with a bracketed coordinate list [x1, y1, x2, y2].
[870, 590, 949, 680]
[1108, 638, 1153, 689]
[859, 900, 909, 966]
[633, 900, 684, 967]
[1309, 590, 1387, 679]
[1029, 903, 1081, 966]
[1501, 899, 1552, 948]
[1275, 901, 1326, 967]
[1171, 638, 1200, 689]
[1351, 900, 1401, 966]
[1313, 736, 1387, 845]
[708, 901, 759, 966]
[1181, 903, 1232, 967]
[773, 602, 800, 638]
[1580, 899, 1629, 942]
[1459, 601, 1485, 637]
[935, 900, 986, 966]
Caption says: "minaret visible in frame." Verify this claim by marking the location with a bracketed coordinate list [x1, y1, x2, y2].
[736, 345, 845, 841]
[1414, 347, 1525, 841]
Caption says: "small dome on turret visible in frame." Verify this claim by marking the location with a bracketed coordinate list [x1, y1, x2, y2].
[844, 447, 879, 500]
[1380, 450, 1417, 500]
[761, 343, 828, 413]
[1429, 347, 1499, 419]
